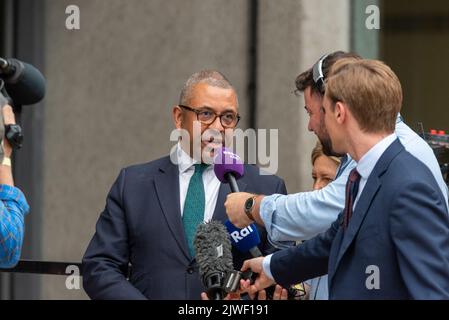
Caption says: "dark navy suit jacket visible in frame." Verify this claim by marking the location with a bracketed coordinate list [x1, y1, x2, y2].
[271, 140, 449, 299]
[82, 155, 287, 299]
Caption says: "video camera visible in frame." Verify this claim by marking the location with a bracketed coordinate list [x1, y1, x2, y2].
[0, 57, 46, 149]
[419, 125, 449, 186]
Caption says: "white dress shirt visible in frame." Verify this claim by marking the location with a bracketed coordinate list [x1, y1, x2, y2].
[353, 133, 397, 207]
[176, 144, 221, 222]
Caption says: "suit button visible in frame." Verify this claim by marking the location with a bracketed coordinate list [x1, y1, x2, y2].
[187, 267, 194, 274]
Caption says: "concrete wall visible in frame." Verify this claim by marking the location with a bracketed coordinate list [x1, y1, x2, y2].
[37, 0, 350, 299]
[257, 0, 350, 193]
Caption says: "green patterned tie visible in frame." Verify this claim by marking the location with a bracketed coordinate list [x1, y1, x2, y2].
[182, 163, 208, 257]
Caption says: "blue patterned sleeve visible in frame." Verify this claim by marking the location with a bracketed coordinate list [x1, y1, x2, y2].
[0, 184, 30, 268]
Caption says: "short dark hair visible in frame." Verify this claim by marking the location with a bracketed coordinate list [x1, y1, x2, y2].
[295, 51, 362, 96]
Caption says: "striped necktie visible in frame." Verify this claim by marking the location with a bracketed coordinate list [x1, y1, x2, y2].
[343, 168, 361, 229]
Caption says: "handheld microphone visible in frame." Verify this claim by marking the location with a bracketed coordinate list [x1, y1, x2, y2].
[224, 220, 262, 257]
[213, 147, 263, 258]
[194, 220, 234, 300]
[213, 146, 244, 192]
[213, 147, 263, 257]
[213, 148, 299, 299]
[0, 57, 46, 106]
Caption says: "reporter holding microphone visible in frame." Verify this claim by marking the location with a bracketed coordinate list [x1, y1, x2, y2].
[0, 92, 30, 268]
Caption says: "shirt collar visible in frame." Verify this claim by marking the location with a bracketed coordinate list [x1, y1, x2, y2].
[356, 133, 397, 180]
[176, 143, 199, 174]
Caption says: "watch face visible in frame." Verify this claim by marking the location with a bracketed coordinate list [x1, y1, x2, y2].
[245, 198, 254, 211]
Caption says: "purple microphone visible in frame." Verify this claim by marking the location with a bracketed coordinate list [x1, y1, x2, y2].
[214, 148, 263, 258]
[213, 147, 244, 192]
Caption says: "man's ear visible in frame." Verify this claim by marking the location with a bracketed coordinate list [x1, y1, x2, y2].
[335, 102, 346, 125]
[173, 105, 183, 129]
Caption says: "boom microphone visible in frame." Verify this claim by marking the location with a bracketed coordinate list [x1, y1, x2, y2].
[0, 57, 46, 106]
[194, 220, 234, 300]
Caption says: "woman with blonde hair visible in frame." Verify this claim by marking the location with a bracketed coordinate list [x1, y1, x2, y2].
[304, 141, 340, 300]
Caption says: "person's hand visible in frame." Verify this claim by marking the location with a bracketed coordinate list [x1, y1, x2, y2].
[257, 284, 288, 300]
[244, 284, 288, 300]
[2, 104, 15, 158]
[201, 291, 241, 300]
[240, 257, 275, 296]
[224, 192, 255, 228]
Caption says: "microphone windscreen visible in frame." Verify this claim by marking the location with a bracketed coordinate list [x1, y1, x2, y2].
[194, 220, 234, 279]
[224, 220, 261, 253]
[3, 59, 46, 106]
[213, 147, 244, 183]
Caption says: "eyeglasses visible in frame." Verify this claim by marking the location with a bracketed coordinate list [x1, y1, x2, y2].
[178, 104, 241, 128]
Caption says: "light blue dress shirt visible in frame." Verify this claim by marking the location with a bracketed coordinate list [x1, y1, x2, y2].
[261, 115, 448, 243]
[261, 115, 449, 299]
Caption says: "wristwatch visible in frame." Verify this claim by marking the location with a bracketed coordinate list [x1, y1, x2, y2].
[1, 156, 11, 167]
[244, 195, 257, 221]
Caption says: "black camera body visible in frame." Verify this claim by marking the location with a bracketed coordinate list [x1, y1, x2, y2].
[421, 130, 449, 186]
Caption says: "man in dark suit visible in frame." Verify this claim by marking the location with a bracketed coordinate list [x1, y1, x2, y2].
[241, 58, 449, 299]
[82, 70, 287, 299]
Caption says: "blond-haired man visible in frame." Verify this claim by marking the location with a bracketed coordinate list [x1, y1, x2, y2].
[241, 59, 449, 299]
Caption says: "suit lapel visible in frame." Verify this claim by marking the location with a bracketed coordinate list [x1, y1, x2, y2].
[332, 177, 381, 272]
[330, 139, 404, 280]
[327, 225, 345, 286]
[212, 180, 247, 222]
[153, 159, 191, 260]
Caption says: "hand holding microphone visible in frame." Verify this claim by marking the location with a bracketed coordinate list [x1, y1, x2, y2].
[213, 146, 263, 228]
[225, 192, 260, 228]
[194, 216, 283, 300]
[213, 147, 264, 289]
[240, 257, 275, 296]
[213, 147, 263, 257]
[0, 56, 46, 150]
[212, 147, 275, 299]
[213, 147, 292, 300]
